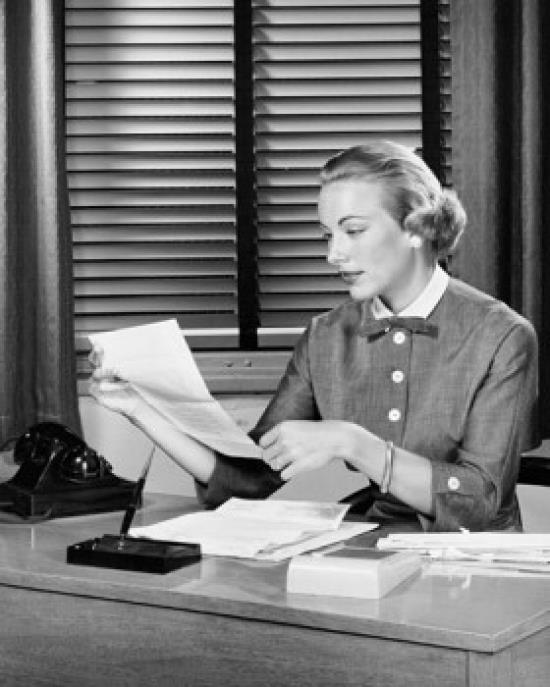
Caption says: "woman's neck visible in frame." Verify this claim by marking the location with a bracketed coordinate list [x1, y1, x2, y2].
[379, 259, 437, 314]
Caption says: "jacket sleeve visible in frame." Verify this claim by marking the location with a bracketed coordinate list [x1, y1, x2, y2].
[196, 326, 319, 508]
[423, 321, 539, 531]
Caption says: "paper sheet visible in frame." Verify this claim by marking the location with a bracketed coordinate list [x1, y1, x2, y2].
[377, 532, 550, 552]
[89, 319, 261, 458]
[129, 497, 378, 560]
[377, 531, 550, 574]
[424, 561, 550, 578]
[216, 497, 349, 530]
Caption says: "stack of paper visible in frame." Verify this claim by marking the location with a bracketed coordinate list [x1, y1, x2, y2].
[377, 532, 550, 575]
[130, 498, 378, 560]
[89, 319, 261, 458]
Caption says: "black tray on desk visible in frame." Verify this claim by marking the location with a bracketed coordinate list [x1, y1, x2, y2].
[67, 534, 201, 574]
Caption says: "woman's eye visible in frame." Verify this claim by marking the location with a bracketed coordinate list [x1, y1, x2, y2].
[345, 226, 367, 236]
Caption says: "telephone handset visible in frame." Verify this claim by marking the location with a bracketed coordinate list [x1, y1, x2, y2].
[1, 422, 136, 518]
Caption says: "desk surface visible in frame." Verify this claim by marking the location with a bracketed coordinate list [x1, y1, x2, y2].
[0, 494, 548, 657]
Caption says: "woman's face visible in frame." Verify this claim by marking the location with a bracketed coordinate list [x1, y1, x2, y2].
[318, 178, 419, 306]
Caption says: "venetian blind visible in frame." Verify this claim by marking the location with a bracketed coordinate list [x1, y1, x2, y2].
[66, 0, 426, 360]
[253, 0, 423, 346]
[65, 0, 239, 351]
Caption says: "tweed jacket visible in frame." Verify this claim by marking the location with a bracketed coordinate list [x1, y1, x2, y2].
[199, 278, 538, 532]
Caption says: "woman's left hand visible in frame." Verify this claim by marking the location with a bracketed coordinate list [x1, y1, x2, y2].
[259, 420, 360, 480]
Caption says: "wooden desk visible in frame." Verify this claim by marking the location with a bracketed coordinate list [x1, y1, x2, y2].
[0, 495, 548, 687]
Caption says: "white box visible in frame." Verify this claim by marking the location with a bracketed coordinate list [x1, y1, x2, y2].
[286, 549, 421, 599]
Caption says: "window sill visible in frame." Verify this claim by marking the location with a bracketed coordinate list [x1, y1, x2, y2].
[78, 349, 291, 396]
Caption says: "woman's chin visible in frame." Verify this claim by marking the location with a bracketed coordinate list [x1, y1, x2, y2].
[348, 283, 376, 301]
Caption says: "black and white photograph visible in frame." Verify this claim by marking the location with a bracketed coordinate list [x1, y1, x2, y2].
[0, 1, 548, 685]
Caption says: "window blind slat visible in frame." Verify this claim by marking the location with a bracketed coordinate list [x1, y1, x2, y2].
[256, 25, 420, 43]
[75, 278, 235, 296]
[67, 155, 235, 171]
[68, 172, 235, 189]
[67, 47, 232, 63]
[73, 224, 235, 242]
[66, 64, 234, 80]
[255, 131, 420, 152]
[254, 8, 419, 24]
[256, 79, 420, 98]
[255, 97, 421, 116]
[69, 190, 235, 206]
[75, 313, 238, 333]
[66, 82, 234, 98]
[67, 138, 234, 154]
[255, 62, 421, 79]
[74, 261, 237, 278]
[67, 119, 234, 136]
[253, 0, 419, 5]
[254, 44, 421, 60]
[66, 27, 233, 44]
[261, 275, 346, 292]
[67, 0, 234, 8]
[67, 102, 234, 117]
[75, 295, 236, 314]
[73, 244, 235, 260]
[255, 114, 422, 133]
[71, 208, 235, 225]
[66, 9, 233, 26]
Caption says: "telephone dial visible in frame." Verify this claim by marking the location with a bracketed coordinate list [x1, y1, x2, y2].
[0, 422, 136, 518]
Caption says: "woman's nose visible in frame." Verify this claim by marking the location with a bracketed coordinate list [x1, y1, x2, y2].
[327, 234, 348, 265]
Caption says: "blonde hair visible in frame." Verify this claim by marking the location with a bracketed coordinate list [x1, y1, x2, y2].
[320, 140, 466, 257]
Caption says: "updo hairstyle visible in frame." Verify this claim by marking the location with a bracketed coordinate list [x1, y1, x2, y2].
[320, 140, 466, 257]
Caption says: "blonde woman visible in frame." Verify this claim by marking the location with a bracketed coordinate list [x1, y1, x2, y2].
[91, 141, 538, 532]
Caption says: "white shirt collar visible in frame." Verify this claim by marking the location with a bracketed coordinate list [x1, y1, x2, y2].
[371, 264, 449, 319]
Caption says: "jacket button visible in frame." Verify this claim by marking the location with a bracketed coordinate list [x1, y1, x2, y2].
[391, 370, 404, 383]
[393, 331, 406, 344]
[448, 476, 460, 491]
[388, 408, 401, 422]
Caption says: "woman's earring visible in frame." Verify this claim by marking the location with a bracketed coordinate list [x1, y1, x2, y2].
[410, 235, 423, 249]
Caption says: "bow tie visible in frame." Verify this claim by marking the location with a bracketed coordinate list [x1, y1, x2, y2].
[359, 316, 439, 341]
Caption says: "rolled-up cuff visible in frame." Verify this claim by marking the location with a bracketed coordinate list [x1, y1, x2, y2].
[195, 454, 284, 509]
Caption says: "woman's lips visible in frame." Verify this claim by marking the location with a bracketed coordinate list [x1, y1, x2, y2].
[339, 271, 364, 284]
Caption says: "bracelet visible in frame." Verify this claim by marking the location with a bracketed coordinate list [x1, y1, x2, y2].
[380, 440, 394, 494]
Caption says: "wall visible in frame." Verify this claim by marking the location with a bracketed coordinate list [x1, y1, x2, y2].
[79, 396, 550, 532]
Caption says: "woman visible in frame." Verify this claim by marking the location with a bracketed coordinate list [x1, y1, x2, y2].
[91, 140, 538, 532]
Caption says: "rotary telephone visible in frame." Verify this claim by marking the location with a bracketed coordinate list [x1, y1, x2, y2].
[0, 422, 136, 519]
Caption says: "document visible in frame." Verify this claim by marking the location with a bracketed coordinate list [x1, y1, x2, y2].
[130, 497, 378, 560]
[89, 319, 261, 458]
[377, 531, 550, 575]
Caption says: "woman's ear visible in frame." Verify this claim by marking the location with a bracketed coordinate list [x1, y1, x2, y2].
[408, 234, 423, 249]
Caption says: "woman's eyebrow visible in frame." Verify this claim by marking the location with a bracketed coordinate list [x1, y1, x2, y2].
[338, 214, 370, 226]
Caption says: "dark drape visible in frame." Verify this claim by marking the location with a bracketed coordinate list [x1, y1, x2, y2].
[450, 0, 550, 435]
[0, 0, 81, 442]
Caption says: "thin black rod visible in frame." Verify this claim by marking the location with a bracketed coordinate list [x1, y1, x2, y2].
[234, 0, 259, 349]
[420, 0, 443, 181]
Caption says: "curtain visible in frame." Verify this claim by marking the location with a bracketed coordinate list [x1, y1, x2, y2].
[450, 0, 550, 435]
[0, 0, 80, 443]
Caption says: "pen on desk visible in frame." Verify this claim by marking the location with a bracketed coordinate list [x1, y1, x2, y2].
[119, 445, 155, 543]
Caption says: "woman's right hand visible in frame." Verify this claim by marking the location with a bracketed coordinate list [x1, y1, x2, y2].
[88, 345, 142, 419]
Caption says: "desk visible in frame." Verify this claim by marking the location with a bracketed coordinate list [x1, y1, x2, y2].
[0, 495, 548, 687]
